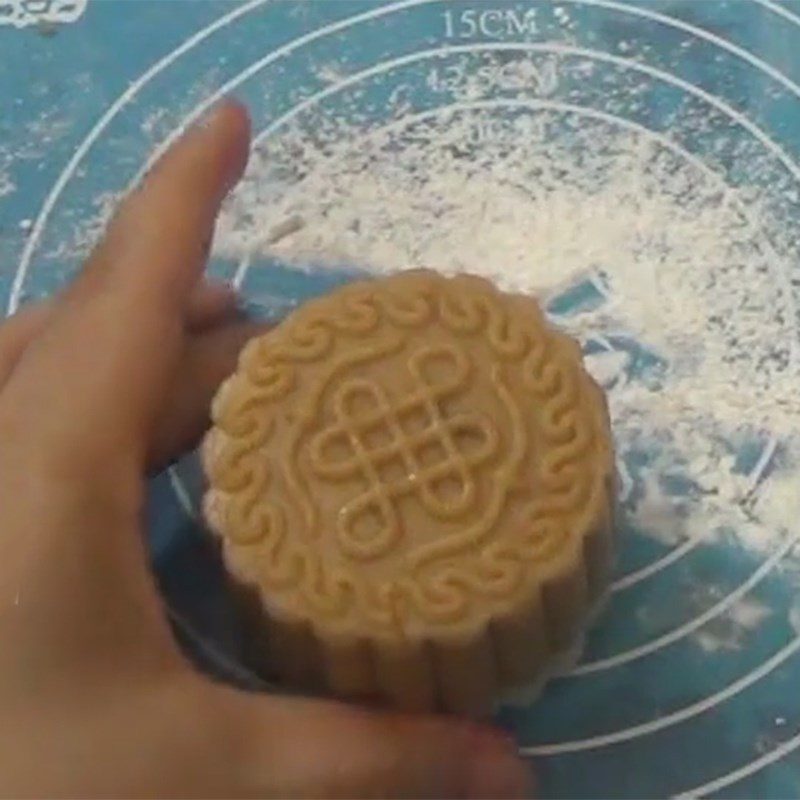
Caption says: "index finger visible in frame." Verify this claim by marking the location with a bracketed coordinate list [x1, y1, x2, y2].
[1, 101, 251, 468]
[75, 99, 251, 314]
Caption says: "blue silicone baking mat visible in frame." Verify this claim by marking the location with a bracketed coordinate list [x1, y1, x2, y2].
[2, 2, 800, 797]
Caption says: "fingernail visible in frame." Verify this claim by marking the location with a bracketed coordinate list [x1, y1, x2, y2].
[464, 728, 532, 799]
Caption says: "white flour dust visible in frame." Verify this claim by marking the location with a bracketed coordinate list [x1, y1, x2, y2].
[212, 60, 800, 561]
[0, 147, 19, 202]
[693, 596, 772, 654]
[0, 170, 14, 199]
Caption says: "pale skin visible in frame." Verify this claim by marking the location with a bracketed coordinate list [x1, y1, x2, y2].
[0, 101, 531, 799]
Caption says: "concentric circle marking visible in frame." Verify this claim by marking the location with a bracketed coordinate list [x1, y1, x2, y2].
[674, 727, 800, 798]
[569, 530, 799, 675]
[756, 0, 800, 27]
[570, 0, 800, 103]
[520, 632, 800, 756]
[16, 0, 800, 318]
[237, 39, 800, 375]
[9, 0, 800, 787]
[7, 0, 438, 316]
[6, 0, 270, 316]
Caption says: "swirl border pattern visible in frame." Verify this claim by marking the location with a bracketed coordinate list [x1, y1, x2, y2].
[203, 271, 614, 641]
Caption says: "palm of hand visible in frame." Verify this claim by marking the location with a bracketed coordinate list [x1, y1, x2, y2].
[0, 102, 529, 799]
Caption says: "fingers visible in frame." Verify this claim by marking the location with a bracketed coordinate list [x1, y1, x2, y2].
[0, 302, 52, 387]
[72, 100, 250, 314]
[148, 319, 263, 471]
[3, 101, 251, 468]
[210, 689, 531, 799]
[0, 279, 236, 392]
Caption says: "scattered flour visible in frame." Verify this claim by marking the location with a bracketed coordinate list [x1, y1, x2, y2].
[8, 49, 793, 563]
[0, 170, 14, 199]
[694, 596, 772, 654]
[214, 57, 800, 561]
[40, 191, 118, 264]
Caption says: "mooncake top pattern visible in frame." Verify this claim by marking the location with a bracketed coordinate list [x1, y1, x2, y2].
[203, 270, 613, 639]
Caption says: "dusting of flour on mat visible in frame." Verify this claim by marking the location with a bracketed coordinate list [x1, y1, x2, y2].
[213, 66, 800, 560]
[0, 170, 14, 199]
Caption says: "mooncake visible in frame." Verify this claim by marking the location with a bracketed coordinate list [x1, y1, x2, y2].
[203, 270, 615, 715]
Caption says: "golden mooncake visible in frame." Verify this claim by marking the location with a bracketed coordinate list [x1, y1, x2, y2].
[203, 270, 615, 715]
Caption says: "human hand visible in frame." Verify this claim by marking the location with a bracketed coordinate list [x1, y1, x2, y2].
[0, 101, 531, 799]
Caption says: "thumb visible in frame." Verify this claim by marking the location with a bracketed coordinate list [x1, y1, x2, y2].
[212, 689, 531, 799]
[4, 101, 250, 467]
